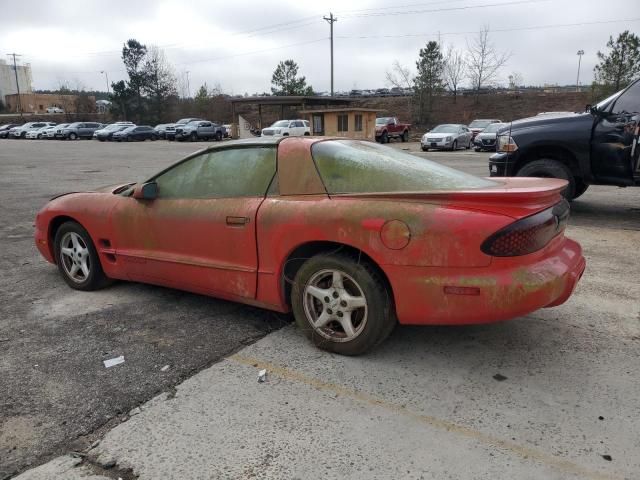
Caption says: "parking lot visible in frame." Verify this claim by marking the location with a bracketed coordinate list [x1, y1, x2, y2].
[1, 139, 639, 479]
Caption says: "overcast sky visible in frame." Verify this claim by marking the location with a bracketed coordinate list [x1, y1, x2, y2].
[2, 0, 639, 95]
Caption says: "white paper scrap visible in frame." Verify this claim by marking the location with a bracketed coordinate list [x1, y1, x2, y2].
[103, 356, 125, 368]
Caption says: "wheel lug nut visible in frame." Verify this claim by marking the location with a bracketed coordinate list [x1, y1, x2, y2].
[337, 311, 344, 318]
[332, 291, 339, 298]
[327, 309, 333, 315]
[324, 296, 330, 303]
[340, 300, 347, 307]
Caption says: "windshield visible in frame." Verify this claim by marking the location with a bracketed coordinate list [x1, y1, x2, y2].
[312, 140, 497, 194]
[430, 125, 459, 133]
[376, 117, 391, 125]
[482, 123, 503, 133]
[104, 124, 125, 131]
[469, 120, 494, 128]
[595, 90, 623, 111]
[270, 121, 290, 128]
[176, 118, 194, 124]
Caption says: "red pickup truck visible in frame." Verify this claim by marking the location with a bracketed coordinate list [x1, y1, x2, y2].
[375, 117, 411, 143]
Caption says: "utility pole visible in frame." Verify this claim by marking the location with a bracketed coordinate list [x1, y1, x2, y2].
[576, 50, 584, 92]
[100, 70, 110, 94]
[186, 71, 191, 98]
[7, 53, 24, 118]
[323, 12, 337, 96]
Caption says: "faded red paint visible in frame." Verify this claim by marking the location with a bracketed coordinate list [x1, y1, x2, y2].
[34, 137, 586, 325]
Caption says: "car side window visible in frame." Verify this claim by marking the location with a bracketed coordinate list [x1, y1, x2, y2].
[611, 81, 640, 114]
[294, 121, 304, 127]
[154, 147, 277, 199]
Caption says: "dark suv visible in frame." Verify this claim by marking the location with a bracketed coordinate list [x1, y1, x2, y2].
[489, 78, 640, 199]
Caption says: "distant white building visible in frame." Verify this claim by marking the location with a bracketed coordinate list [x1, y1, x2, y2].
[0, 59, 33, 105]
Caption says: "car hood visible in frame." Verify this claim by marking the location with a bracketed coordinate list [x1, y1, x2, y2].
[50, 182, 134, 201]
[500, 112, 589, 133]
[476, 132, 497, 139]
[423, 132, 453, 139]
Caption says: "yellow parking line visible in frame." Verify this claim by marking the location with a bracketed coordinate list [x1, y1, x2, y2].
[230, 354, 621, 480]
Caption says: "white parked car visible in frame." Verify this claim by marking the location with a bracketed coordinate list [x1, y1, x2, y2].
[46, 107, 64, 113]
[421, 124, 472, 151]
[10, 122, 56, 139]
[26, 125, 57, 139]
[261, 119, 310, 137]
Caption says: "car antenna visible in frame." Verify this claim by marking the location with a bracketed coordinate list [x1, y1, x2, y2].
[506, 118, 513, 177]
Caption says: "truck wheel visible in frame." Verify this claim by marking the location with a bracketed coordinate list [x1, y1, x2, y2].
[516, 159, 576, 200]
[291, 253, 395, 355]
[381, 131, 389, 144]
[401, 130, 409, 142]
[573, 180, 589, 199]
[215, 131, 223, 141]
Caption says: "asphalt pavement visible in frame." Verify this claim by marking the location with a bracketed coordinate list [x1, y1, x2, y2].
[2, 139, 639, 479]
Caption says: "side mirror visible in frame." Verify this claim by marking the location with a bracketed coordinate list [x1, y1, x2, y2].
[133, 182, 158, 200]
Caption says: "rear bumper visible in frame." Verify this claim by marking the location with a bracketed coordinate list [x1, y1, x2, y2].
[384, 237, 585, 325]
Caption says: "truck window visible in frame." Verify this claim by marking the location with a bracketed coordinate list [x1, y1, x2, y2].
[612, 81, 640, 114]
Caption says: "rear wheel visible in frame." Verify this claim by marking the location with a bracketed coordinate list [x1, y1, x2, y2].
[401, 130, 409, 142]
[291, 253, 395, 355]
[516, 158, 576, 200]
[53, 222, 111, 291]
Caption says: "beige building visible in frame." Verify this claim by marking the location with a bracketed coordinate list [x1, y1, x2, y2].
[0, 59, 33, 105]
[300, 108, 379, 140]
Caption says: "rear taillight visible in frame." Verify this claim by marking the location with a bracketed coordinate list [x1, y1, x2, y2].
[481, 200, 569, 257]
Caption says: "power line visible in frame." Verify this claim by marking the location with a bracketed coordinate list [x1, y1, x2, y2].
[335, 17, 640, 39]
[340, 0, 548, 18]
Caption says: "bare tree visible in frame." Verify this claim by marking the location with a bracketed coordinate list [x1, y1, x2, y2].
[385, 60, 412, 90]
[443, 45, 466, 103]
[386, 60, 414, 114]
[466, 26, 511, 102]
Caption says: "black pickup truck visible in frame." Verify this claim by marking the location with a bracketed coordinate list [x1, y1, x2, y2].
[489, 78, 640, 200]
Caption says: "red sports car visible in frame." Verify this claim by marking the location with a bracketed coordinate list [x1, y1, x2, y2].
[35, 137, 585, 355]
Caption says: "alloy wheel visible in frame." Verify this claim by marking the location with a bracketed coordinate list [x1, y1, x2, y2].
[59, 232, 91, 283]
[303, 269, 368, 342]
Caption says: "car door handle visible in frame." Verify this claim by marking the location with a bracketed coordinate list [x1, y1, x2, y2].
[226, 216, 250, 226]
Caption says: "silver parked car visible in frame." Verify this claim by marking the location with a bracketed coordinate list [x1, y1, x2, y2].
[421, 124, 472, 151]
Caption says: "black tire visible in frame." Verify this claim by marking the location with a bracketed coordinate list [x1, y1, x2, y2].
[151, 135, 157, 141]
[215, 131, 223, 141]
[421, 146, 429, 152]
[516, 158, 576, 200]
[451, 140, 458, 151]
[466, 139, 471, 149]
[69, 132, 77, 140]
[190, 132, 198, 142]
[98, 138, 105, 142]
[474, 147, 481, 152]
[53, 221, 111, 291]
[381, 131, 389, 144]
[401, 130, 409, 142]
[304, 132, 310, 136]
[291, 253, 395, 355]
[573, 180, 589, 199]
[283, 133, 289, 137]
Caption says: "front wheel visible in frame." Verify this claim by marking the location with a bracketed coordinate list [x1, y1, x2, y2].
[215, 131, 223, 141]
[291, 253, 395, 355]
[401, 130, 409, 142]
[516, 158, 576, 200]
[381, 131, 389, 144]
[69, 132, 77, 140]
[190, 132, 198, 142]
[451, 140, 457, 151]
[53, 222, 111, 291]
